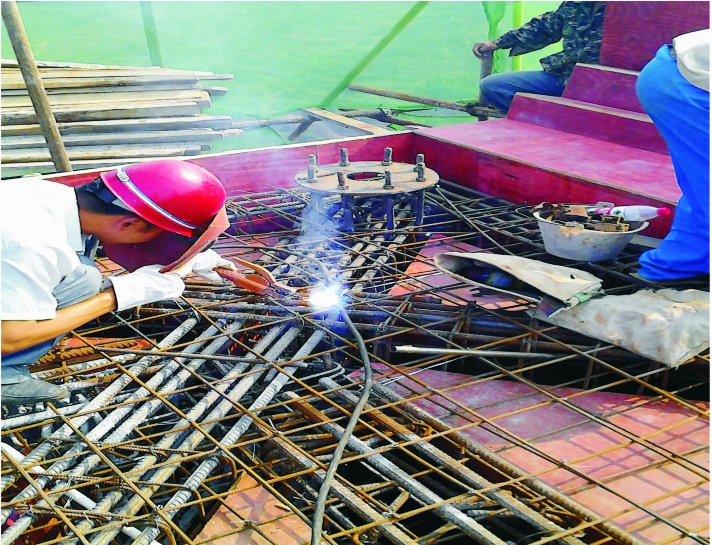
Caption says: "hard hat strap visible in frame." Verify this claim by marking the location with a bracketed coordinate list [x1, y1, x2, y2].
[115, 167, 198, 232]
[83, 178, 132, 212]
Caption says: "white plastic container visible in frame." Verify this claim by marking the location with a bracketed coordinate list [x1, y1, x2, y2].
[534, 211, 649, 262]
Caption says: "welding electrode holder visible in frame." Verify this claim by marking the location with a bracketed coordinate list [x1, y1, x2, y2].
[214, 257, 296, 297]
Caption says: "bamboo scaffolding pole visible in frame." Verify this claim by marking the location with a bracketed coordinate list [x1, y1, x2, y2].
[348, 83, 504, 118]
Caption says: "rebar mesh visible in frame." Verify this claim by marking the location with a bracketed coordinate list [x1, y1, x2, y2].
[2, 180, 708, 545]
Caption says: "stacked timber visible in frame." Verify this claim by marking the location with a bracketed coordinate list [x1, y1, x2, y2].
[1, 60, 239, 178]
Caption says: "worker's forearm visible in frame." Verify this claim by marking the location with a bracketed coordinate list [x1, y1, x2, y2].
[1, 289, 118, 354]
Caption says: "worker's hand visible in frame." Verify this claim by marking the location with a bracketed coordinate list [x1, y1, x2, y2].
[173, 249, 237, 283]
[472, 41, 499, 58]
[107, 265, 185, 311]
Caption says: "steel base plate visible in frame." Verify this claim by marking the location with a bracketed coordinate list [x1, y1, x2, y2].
[295, 160, 439, 195]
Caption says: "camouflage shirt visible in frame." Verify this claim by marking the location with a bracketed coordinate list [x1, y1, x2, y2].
[493, 2, 605, 85]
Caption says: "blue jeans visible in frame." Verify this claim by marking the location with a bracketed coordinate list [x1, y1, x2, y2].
[480, 70, 566, 112]
[1, 259, 102, 384]
[636, 46, 710, 281]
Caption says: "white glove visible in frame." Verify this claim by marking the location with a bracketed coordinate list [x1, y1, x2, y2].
[172, 249, 237, 283]
[107, 265, 185, 312]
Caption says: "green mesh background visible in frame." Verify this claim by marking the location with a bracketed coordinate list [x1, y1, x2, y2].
[2, 1, 561, 151]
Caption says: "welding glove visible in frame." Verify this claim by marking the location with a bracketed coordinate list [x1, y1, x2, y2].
[106, 265, 186, 312]
[172, 249, 237, 283]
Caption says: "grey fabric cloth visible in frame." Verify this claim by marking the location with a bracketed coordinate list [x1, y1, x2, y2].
[532, 289, 709, 367]
[433, 252, 603, 312]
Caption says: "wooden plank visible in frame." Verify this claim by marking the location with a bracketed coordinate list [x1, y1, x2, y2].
[1, 115, 235, 135]
[2, 58, 156, 69]
[1, 82, 204, 95]
[1, 89, 211, 109]
[203, 86, 229, 97]
[1, 157, 169, 178]
[2, 101, 202, 125]
[194, 474, 312, 545]
[303, 107, 390, 135]
[507, 94, 667, 155]
[1, 75, 205, 90]
[600, 1, 709, 71]
[1, 128, 228, 149]
[412, 122, 678, 239]
[562, 64, 644, 113]
[1, 67, 234, 79]
[2, 143, 203, 163]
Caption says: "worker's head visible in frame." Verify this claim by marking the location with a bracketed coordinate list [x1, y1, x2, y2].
[98, 160, 226, 237]
[77, 160, 229, 271]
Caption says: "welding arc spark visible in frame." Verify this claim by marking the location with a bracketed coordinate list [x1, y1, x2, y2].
[307, 285, 343, 310]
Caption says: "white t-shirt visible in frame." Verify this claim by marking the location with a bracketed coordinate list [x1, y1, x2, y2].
[673, 29, 710, 92]
[1, 177, 85, 321]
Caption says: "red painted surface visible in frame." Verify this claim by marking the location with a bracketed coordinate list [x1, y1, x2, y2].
[359, 365, 709, 544]
[45, 116, 680, 240]
[507, 94, 668, 155]
[43, 133, 417, 195]
[195, 474, 312, 545]
[413, 122, 678, 238]
[600, 1, 710, 72]
[563, 64, 645, 114]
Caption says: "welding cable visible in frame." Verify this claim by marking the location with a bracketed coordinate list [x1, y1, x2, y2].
[310, 305, 373, 545]
[218, 244, 375, 544]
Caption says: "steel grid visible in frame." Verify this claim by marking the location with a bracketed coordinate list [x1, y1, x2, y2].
[1, 180, 708, 545]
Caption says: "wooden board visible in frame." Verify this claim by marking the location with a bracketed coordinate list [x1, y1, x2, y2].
[1, 67, 233, 79]
[599, 2, 710, 71]
[2, 143, 202, 163]
[2, 58, 147, 69]
[1, 115, 235, 135]
[563, 64, 645, 114]
[0, 128, 228, 149]
[1, 89, 211, 109]
[303, 107, 391, 135]
[1, 75, 205, 90]
[363, 365, 709, 545]
[413, 121, 678, 239]
[194, 474, 312, 545]
[1, 157, 186, 178]
[0, 82, 204, 96]
[507, 94, 668, 155]
[2, 101, 201, 125]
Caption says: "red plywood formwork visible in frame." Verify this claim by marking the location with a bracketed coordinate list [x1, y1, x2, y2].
[358, 365, 709, 545]
[600, 2, 710, 72]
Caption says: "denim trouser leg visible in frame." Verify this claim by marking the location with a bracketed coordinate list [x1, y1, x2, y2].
[479, 70, 566, 112]
[636, 46, 710, 281]
[1, 260, 102, 384]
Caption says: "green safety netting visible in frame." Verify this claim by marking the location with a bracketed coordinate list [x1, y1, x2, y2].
[2, 1, 561, 151]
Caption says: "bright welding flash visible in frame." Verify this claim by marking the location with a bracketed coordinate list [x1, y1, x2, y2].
[308, 284, 343, 310]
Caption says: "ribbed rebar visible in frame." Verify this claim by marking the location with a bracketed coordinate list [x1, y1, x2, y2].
[1, 316, 199, 513]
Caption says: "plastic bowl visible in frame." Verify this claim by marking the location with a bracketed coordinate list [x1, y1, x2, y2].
[534, 211, 649, 262]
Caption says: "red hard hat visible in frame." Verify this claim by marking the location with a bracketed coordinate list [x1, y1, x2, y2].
[100, 160, 226, 237]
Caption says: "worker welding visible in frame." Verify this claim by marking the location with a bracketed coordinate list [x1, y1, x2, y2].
[0, 2, 709, 545]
